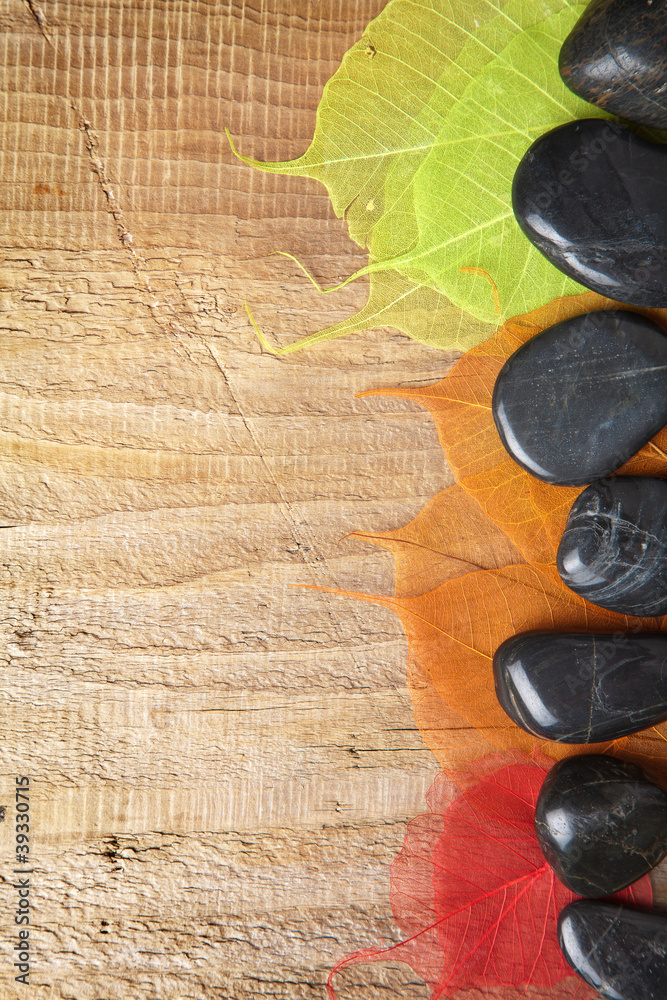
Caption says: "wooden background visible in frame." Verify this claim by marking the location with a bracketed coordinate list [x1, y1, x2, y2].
[0, 1, 464, 996]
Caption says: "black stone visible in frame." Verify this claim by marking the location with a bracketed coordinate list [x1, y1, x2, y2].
[558, 477, 667, 616]
[512, 119, 667, 307]
[494, 631, 667, 743]
[560, 0, 667, 129]
[559, 901, 667, 1000]
[491, 312, 667, 486]
[535, 755, 667, 897]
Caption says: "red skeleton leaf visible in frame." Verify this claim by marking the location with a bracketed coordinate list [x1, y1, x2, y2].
[322, 294, 667, 997]
[328, 754, 653, 1000]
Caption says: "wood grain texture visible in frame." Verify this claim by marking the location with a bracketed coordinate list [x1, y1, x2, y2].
[0, 2, 452, 997]
[6, 4, 665, 998]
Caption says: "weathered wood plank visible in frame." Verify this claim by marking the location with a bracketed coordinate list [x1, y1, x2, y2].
[0, 2, 449, 996]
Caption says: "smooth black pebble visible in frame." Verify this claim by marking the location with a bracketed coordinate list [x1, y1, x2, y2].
[491, 311, 667, 486]
[560, 0, 667, 129]
[535, 755, 667, 897]
[494, 631, 667, 743]
[558, 476, 667, 616]
[512, 119, 667, 307]
[559, 901, 667, 1000]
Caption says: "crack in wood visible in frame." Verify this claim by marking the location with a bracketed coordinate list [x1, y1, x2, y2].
[18, 2, 377, 650]
[22, 0, 52, 45]
[71, 106, 135, 252]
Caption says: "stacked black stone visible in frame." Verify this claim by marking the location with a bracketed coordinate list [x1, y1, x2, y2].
[534, 756, 667, 897]
[493, 631, 667, 743]
[558, 477, 667, 617]
[559, 901, 667, 1000]
[559, 0, 667, 129]
[491, 311, 667, 487]
[512, 120, 667, 307]
[535, 756, 667, 998]
[513, 0, 667, 307]
[492, 1, 667, 992]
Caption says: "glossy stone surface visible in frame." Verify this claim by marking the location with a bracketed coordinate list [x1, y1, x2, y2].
[559, 901, 667, 1000]
[558, 477, 667, 616]
[560, 0, 667, 129]
[512, 120, 667, 307]
[491, 312, 667, 486]
[494, 631, 667, 743]
[535, 755, 667, 897]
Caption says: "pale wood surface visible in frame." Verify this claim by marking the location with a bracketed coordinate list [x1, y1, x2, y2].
[4, 5, 665, 999]
[0, 2, 456, 997]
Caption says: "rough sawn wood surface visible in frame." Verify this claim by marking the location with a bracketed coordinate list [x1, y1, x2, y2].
[6, 3, 665, 997]
[0, 2, 453, 997]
